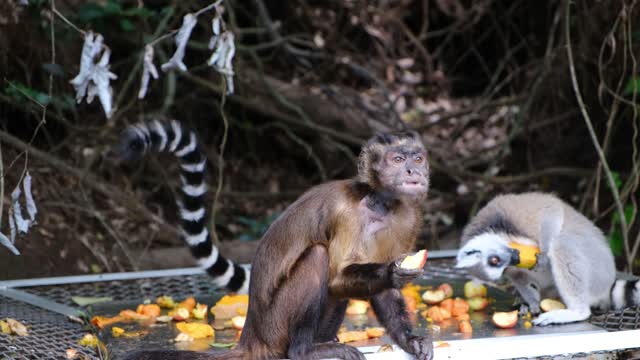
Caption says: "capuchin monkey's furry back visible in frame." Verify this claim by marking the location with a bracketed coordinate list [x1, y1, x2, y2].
[456, 192, 640, 326]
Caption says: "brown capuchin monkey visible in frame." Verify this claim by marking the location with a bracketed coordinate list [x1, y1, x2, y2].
[125, 131, 433, 360]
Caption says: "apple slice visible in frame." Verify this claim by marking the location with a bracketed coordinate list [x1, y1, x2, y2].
[437, 283, 454, 299]
[464, 281, 487, 298]
[231, 315, 246, 330]
[467, 297, 489, 311]
[400, 250, 428, 269]
[540, 298, 566, 312]
[422, 289, 446, 305]
[171, 307, 190, 321]
[491, 310, 518, 329]
[345, 299, 369, 315]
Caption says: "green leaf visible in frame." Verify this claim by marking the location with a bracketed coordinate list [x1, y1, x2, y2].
[210, 342, 236, 348]
[611, 204, 636, 225]
[608, 231, 624, 257]
[72, 296, 113, 306]
[104, 1, 122, 15]
[4, 82, 49, 105]
[624, 76, 640, 95]
[611, 171, 622, 190]
[120, 19, 135, 32]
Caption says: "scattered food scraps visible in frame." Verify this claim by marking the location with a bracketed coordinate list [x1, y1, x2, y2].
[78, 333, 99, 348]
[422, 289, 446, 305]
[174, 332, 194, 343]
[464, 281, 487, 298]
[192, 303, 208, 320]
[65, 348, 78, 359]
[136, 304, 161, 318]
[156, 295, 176, 309]
[345, 299, 369, 315]
[231, 316, 246, 330]
[337, 330, 369, 343]
[176, 322, 214, 339]
[540, 298, 566, 312]
[112, 327, 125, 337]
[211, 294, 249, 319]
[491, 311, 518, 329]
[120, 309, 150, 321]
[170, 307, 190, 321]
[437, 283, 454, 299]
[91, 315, 124, 329]
[365, 327, 385, 338]
[1, 319, 28, 336]
[458, 320, 473, 333]
[178, 297, 196, 312]
[0, 320, 11, 334]
[211, 342, 236, 348]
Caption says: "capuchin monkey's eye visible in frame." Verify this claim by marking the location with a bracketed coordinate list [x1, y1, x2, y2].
[393, 156, 404, 163]
[488, 255, 501, 267]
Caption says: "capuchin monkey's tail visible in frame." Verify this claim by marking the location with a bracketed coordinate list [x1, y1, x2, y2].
[117, 120, 250, 294]
[123, 349, 248, 360]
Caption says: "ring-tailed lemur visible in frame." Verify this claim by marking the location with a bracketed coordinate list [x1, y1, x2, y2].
[456, 192, 639, 326]
[118, 120, 250, 294]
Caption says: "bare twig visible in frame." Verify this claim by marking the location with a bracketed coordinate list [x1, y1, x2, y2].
[51, 6, 85, 36]
[0, 129, 179, 238]
[210, 82, 230, 245]
[565, 0, 630, 269]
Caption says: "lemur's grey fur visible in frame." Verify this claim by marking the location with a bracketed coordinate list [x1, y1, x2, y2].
[456, 192, 639, 326]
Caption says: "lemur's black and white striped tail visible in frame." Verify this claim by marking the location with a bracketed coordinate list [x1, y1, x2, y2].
[119, 120, 250, 294]
[611, 279, 640, 310]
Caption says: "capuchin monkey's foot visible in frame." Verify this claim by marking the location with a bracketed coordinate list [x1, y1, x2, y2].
[292, 343, 365, 360]
[407, 336, 434, 360]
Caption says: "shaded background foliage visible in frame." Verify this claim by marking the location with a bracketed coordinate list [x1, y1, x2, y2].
[0, 0, 638, 279]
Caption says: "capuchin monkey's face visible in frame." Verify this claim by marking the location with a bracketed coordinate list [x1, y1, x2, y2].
[377, 146, 430, 199]
[455, 233, 518, 281]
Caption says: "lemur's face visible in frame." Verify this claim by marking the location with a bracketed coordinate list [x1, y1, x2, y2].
[455, 233, 517, 281]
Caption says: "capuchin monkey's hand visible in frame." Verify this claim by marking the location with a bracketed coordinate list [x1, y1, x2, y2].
[388, 257, 423, 289]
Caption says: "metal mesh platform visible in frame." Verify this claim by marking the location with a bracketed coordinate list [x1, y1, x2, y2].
[23, 274, 220, 306]
[1, 258, 639, 360]
[0, 298, 98, 360]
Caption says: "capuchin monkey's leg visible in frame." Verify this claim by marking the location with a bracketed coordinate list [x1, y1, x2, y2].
[315, 298, 348, 343]
[282, 245, 365, 360]
[533, 238, 591, 326]
[371, 289, 433, 360]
